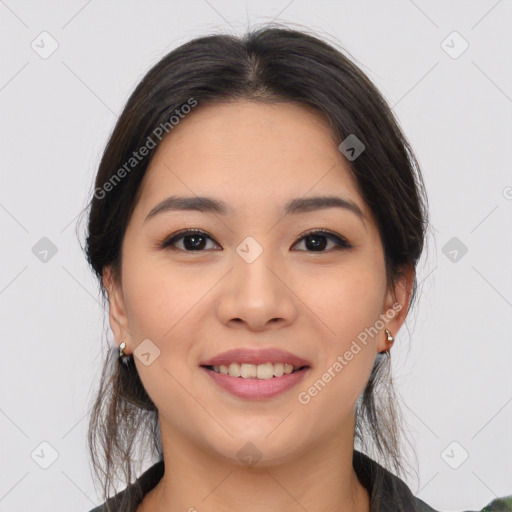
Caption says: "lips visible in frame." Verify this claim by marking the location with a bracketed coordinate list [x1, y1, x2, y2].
[199, 348, 312, 368]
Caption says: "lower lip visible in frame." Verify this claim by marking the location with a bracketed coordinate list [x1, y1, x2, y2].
[201, 366, 310, 400]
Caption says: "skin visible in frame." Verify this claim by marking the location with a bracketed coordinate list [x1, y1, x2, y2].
[103, 99, 414, 512]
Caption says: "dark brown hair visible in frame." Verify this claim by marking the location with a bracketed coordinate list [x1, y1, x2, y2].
[82, 23, 429, 510]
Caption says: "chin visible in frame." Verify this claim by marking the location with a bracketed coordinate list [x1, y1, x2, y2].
[208, 429, 308, 469]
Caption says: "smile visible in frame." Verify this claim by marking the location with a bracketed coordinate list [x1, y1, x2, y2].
[201, 364, 310, 400]
[205, 362, 305, 379]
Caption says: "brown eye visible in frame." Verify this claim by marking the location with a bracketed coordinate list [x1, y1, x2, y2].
[292, 229, 352, 252]
[161, 229, 219, 251]
[159, 228, 352, 253]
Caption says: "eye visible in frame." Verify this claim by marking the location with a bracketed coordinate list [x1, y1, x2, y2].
[159, 229, 219, 252]
[292, 229, 353, 252]
[159, 228, 353, 253]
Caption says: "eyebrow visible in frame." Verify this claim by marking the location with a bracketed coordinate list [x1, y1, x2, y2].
[144, 194, 367, 225]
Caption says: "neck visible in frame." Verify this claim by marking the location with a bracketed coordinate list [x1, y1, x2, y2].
[139, 419, 370, 512]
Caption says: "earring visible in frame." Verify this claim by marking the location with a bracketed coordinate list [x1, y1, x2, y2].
[118, 341, 131, 365]
[383, 329, 394, 368]
[379, 329, 394, 358]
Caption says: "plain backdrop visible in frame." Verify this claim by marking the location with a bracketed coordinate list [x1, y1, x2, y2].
[1, 1, 511, 511]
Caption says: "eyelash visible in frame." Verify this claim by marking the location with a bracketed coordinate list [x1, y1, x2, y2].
[159, 228, 353, 253]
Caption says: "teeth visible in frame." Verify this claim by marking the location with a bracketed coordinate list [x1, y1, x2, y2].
[240, 364, 257, 378]
[210, 362, 303, 379]
[228, 363, 240, 377]
[273, 363, 284, 377]
[256, 363, 274, 380]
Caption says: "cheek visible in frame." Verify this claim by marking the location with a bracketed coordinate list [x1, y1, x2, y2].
[121, 251, 214, 400]
[298, 259, 385, 396]
[301, 260, 386, 341]
[122, 250, 209, 340]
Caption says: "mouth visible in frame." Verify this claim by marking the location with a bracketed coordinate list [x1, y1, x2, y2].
[201, 362, 309, 379]
[201, 363, 311, 400]
[199, 348, 312, 400]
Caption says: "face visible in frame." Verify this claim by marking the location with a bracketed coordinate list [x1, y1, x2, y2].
[104, 99, 412, 467]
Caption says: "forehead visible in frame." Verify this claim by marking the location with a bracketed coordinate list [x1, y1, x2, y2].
[136, 100, 367, 219]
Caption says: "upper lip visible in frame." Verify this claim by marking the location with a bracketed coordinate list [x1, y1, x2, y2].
[200, 348, 312, 368]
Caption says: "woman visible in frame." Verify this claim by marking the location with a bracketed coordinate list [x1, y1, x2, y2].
[84, 25, 511, 512]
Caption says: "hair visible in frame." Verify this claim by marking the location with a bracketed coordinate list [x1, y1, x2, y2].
[82, 22, 429, 510]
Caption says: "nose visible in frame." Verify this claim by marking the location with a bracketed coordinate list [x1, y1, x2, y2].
[215, 249, 298, 332]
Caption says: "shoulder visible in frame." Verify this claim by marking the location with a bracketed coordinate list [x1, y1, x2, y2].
[389, 486, 512, 512]
[470, 495, 512, 512]
[352, 450, 512, 512]
[412, 495, 512, 512]
[399, 488, 512, 512]
[86, 459, 165, 512]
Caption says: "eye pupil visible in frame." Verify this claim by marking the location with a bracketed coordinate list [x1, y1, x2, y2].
[184, 235, 206, 250]
[305, 235, 327, 251]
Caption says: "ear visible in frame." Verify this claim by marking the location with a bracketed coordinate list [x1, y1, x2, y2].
[376, 264, 415, 353]
[102, 265, 132, 354]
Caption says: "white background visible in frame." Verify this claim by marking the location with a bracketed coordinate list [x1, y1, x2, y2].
[1, 1, 511, 511]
